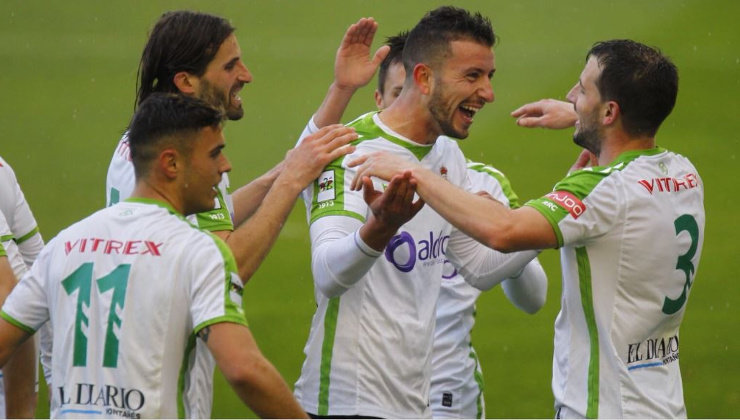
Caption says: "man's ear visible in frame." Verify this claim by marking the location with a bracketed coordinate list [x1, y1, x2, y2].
[602, 100, 620, 126]
[173, 71, 198, 95]
[374, 90, 383, 109]
[158, 148, 180, 180]
[412, 63, 433, 95]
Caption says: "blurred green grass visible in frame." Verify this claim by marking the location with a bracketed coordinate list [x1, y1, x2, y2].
[0, 0, 737, 417]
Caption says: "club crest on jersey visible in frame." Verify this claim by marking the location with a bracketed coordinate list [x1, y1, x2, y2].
[317, 170, 335, 202]
[545, 191, 585, 219]
[440, 166, 448, 179]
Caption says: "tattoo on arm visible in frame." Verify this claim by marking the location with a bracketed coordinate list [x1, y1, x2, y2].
[198, 326, 211, 343]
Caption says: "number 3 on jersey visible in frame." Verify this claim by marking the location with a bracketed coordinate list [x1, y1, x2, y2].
[662, 214, 699, 315]
[62, 263, 130, 368]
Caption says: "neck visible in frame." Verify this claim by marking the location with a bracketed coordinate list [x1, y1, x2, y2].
[131, 179, 185, 215]
[596, 132, 656, 165]
[378, 93, 440, 145]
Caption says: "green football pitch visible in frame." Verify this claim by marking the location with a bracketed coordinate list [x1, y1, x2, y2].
[1, 0, 737, 417]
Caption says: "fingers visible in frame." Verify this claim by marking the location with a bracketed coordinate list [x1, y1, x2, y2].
[372, 45, 391, 66]
[510, 103, 542, 118]
[515, 116, 544, 128]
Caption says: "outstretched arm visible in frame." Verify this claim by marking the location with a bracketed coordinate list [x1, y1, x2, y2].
[511, 99, 577, 129]
[202, 322, 308, 418]
[313, 17, 389, 128]
[348, 152, 557, 252]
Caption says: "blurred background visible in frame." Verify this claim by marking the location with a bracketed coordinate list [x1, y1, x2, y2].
[1, 0, 737, 417]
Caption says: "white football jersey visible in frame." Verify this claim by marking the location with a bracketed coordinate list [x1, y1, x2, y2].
[0, 199, 247, 419]
[105, 135, 235, 417]
[106, 134, 235, 232]
[295, 113, 473, 418]
[526, 148, 704, 418]
[430, 161, 522, 419]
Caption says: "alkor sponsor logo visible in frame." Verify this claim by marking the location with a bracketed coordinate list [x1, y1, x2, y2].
[385, 231, 449, 272]
[638, 173, 699, 195]
[58, 383, 145, 418]
[626, 334, 679, 370]
[545, 191, 585, 219]
[64, 239, 162, 256]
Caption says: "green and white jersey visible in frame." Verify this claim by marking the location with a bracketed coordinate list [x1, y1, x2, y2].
[295, 113, 472, 418]
[0, 156, 43, 267]
[106, 134, 234, 232]
[431, 161, 522, 419]
[526, 148, 704, 418]
[0, 199, 247, 419]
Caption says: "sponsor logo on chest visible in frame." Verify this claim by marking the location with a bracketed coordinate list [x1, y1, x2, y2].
[384, 230, 449, 272]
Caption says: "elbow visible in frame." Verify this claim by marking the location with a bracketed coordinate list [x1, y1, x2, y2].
[519, 292, 546, 314]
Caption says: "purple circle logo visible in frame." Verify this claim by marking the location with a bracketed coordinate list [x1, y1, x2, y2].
[384, 231, 416, 272]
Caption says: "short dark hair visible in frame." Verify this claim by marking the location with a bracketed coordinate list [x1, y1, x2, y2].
[128, 93, 224, 179]
[377, 31, 408, 94]
[135, 11, 235, 109]
[403, 6, 494, 76]
[588, 39, 678, 137]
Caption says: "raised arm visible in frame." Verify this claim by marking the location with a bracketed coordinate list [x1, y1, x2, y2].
[313, 17, 389, 128]
[202, 322, 308, 418]
[216, 125, 357, 282]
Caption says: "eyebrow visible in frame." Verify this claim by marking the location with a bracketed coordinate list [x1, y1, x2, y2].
[224, 57, 240, 69]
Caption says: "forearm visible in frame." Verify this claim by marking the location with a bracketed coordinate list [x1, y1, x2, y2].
[224, 175, 304, 282]
[447, 231, 539, 291]
[227, 355, 307, 419]
[502, 258, 548, 314]
[312, 221, 381, 298]
[230, 164, 283, 226]
[313, 82, 358, 129]
[413, 167, 515, 249]
[3, 336, 37, 418]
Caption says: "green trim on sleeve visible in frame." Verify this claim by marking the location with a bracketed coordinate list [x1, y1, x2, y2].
[206, 233, 248, 327]
[15, 226, 39, 244]
[524, 199, 566, 247]
[0, 235, 12, 243]
[467, 161, 522, 208]
[0, 243, 5, 257]
[0, 311, 36, 334]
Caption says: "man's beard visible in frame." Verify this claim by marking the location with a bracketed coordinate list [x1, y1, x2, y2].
[198, 79, 243, 120]
[573, 121, 602, 157]
[428, 85, 468, 140]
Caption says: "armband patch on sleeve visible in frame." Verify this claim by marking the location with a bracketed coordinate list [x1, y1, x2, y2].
[545, 191, 586, 219]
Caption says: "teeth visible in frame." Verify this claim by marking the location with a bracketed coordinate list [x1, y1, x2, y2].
[460, 105, 480, 115]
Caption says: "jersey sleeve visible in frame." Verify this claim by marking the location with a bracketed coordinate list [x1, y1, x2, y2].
[189, 234, 247, 335]
[106, 135, 136, 207]
[0, 241, 54, 333]
[525, 168, 618, 247]
[465, 161, 522, 208]
[0, 156, 42, 248]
